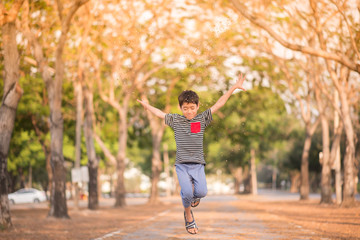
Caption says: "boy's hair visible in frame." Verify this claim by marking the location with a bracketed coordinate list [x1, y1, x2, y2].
[178, 90, 199, 107]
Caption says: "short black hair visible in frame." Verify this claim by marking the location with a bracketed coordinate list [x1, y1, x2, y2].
[178, 90, 199, 107]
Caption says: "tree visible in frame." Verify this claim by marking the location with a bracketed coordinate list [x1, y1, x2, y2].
[21, 0, 89, 218]
[229, 0, 359, 206]
[264, 48, 320, 199]
[309, 1, 358, 206]
[7, 72, 50, 193]
[207, 85, 289, 194]
[90, 1, 142, 207]
[67, 2, 99, 210]
[0, 0, 24, 229]
[79, 5, 100, 210]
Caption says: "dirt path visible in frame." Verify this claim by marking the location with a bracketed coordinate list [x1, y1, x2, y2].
[94, 195, 352, 240]
[2, 193, 360, 240]
[96, 196, 281, 240]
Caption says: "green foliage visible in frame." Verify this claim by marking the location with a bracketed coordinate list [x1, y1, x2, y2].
[7, 74, 49, 188]
[8, 131, 44, 172]
[280, 127, 322, 174]
[204, 85, 293, 175]
[6, 66, 80, 189]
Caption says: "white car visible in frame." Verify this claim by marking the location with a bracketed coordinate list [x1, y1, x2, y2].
[8, 188, 47, 204]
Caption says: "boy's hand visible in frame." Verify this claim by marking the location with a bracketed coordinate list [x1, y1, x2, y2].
[233, 73, 246, 91]
[137, 99, 149, 110]
[137, 98, 166, 119]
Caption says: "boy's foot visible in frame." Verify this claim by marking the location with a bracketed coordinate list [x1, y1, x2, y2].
[191, 198, 200, 208]
[184, 210, 198, 234]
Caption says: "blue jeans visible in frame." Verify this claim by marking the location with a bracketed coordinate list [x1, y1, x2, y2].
[175, 163, 207, 208]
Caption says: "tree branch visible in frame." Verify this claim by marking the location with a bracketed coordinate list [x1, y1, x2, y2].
[230, 0, 360, 73]
[93, 132, 116, 166]
[0, 0, 24, 26]
[330, 0, 360, 60]
[19, 0, 53, 85]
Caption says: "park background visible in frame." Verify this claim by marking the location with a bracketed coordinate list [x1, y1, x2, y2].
[1, 0, 360, 234]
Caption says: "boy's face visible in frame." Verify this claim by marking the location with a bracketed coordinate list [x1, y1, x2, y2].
[180, 102, 199, 120]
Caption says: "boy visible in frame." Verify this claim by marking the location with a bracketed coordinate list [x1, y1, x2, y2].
[137, 73, 246, 234]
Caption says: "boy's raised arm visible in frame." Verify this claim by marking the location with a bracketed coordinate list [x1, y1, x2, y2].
[137, 99, 166, 119]
[210, 73, 246, 114]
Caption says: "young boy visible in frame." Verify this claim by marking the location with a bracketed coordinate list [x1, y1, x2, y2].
[137, 73, 246, 234]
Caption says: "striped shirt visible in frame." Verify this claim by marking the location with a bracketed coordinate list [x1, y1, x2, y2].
[165, 109, 213, 165]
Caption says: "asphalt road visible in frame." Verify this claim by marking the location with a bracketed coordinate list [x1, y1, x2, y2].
[92, 192, 326, 240]
[9, 190, 360, 239]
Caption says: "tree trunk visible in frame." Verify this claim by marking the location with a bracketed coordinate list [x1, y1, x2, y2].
[0, 20, 23, 230]
[46, 39, 69, 218]
[354, 174, 359, 195]
[290, 170, 300, 193]
[314, 86, 332, 204]
[334, 148, 342, 204]
[233, 166, 243, 194]
[331, 90, 342, 205]
[115, 157, 126, 207]
[242, 165, 251, 193]
[74, 80, 83, 209]
[300, 131, 312, 200]
[45, 152, 52, 200]
[250, 148, 257, 195]
[339, 89, 356, 207]
[272, 167, 277, 190]
[319, 122, 332, 204]
[114, 113, 127, 207]
[163, 143, 172, 197]
[47, 0, 89, 218]
[149, 132, 163, 204]
[83, 84, 99, 209]
[28, 164, 32, 188]
[94, 63, 130, 207]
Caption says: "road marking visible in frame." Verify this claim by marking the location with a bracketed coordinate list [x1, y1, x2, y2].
[93, 229, 122, 240]
[92, 208, 172, 239]
[143, 209, 171, 223]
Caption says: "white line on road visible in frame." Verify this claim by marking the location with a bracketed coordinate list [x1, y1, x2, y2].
[92, 208, 173, 240]
[93, 230, 122, 240]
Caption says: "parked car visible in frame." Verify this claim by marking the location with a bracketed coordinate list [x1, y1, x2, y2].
[8, 188, 47, 204]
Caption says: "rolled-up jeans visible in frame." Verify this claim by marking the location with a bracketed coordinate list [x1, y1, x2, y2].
[175, 163, 207, 208]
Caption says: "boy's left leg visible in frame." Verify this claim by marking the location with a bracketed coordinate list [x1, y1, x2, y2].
[188, 164, 207, 206]
[176, 164, 199, 234]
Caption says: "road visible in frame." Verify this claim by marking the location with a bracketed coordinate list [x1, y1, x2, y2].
[8, 190, 359, 239]
[93, 192, 321, 240]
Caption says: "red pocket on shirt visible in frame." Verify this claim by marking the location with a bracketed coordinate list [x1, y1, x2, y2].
[191, 122, 201, 133]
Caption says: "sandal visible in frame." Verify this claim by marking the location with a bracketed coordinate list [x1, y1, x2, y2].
[191, 198, 200, 208]
[184, 210, 198, 234]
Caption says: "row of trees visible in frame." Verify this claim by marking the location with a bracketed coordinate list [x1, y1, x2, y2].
[1, 0, 359, 230]
[227, 0, 359, 206]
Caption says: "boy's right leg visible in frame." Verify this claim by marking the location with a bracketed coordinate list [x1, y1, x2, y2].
[175, 164, 198, 234]
[175, 164, 195, 208]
